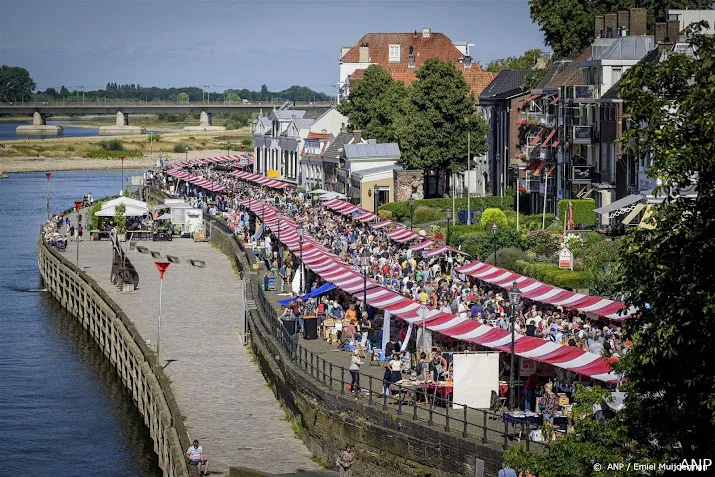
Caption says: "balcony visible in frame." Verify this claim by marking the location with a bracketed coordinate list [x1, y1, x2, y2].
[572, 165, 593, 183]
[564, 85, 601, 100]
[519, 112, 555, 127]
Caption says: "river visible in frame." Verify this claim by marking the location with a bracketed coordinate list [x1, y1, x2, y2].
[0, 171, 162, 477]
[0, 121, 104, 141]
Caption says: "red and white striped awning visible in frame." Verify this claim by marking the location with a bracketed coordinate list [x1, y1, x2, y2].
[371, 220, 391, 230]
[410, 240, 434, 251]
[455, 260, 634, 321]
[167, 169, 191, 180]
[354, 211, 377, 222]
[230, 170, 295, 190]
[386, 227, 422, 243]
[422, 245, 466, 258]
[242, 200, 618, 382]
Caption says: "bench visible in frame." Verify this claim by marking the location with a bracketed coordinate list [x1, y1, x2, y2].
[167, 255, 181, 263]
[189, 259, 206, 268]
[136, 246, 149, 254]
[150, 251, 162, 258]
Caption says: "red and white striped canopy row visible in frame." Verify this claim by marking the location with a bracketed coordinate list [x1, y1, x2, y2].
[171, 154, 244, 168]
[323, 198, 391, 229]
[166, 169, 224, 191]
[230, 170, 295, 190]
[386, 227, 423, 243]
[238, 199, 618, 382]
[455, 260, 635, 321]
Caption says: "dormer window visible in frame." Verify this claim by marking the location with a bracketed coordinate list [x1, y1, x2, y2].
[389, 45, 401, 62]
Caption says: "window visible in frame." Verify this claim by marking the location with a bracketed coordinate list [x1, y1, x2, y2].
[611, 67, 622, 85]
[389, 45, 401, 62]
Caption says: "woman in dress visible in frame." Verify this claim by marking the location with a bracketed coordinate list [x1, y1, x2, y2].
[337, 444, 356, 476]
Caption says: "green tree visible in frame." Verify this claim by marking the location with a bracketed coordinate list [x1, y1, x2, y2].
[480, 207, 508, 229]
[0, 65, 36, 102]
[486, 48, 547, 72]
[614, 22, 715, 463]
[396, 59, 489, 183]
[60, 85, 70, 97]
[337, 65, 407, 142]
[225, 92, 241, 103]
[529, 1, 714, 59]
[177, 92, 189, 104]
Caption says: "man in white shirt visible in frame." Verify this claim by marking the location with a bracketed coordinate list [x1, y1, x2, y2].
[186, 440, 209, 475]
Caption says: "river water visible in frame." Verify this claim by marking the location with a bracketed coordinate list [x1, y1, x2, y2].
[0, 121, 102, 141]
[0, 171, 162, 477]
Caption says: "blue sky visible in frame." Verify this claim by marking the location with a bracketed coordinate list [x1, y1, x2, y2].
[0, 0, 545, 93]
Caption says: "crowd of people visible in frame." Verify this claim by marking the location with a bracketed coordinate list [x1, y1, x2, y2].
[159, 162, 628, 395]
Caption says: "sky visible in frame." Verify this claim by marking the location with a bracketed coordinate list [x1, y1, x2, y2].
[0, 0, 546, 94]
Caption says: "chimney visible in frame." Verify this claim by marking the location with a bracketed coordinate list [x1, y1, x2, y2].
[340, 122, 346, 133]
[667, 19, 681, 43]
[655, 22, 667, 43]
[617, 10, 630, 35]
[629, 8, 647, 35]
[604, 13, 617, 38]
[422, 27, 431, 38]
[595, 15, 605, 38]
[353, 129, 362, 143]
[359, 45, 369, 63]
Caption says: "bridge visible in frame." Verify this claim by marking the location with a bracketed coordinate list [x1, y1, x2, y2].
[3, 101, 334, 136]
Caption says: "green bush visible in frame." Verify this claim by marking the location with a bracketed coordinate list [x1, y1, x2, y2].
[379, 195, 514, 223]
[99, 139, 124, 151]
[526, 229, 561, 259]
[512, 260, 588, 290]
[413, 205, 444, 224]
[480, 208, 508, 229]
[378, 209, 392, 219]
[485, 247, 533, 270]
[147, 133, 162, 143]
[452, 229, 524, 260]
[557, 199, 596, 227]
[173, 143, 188, 153]
[240, 137, 252, 148]
[88, 200, 105, 230]
[66, 143, 75, 152]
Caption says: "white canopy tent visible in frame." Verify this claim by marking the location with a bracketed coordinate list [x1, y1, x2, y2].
[100, 196, 148, 210]
[95, 204, 148, 217]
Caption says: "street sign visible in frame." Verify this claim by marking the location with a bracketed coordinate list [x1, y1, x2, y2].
[558, 247, 573, 270]
[240, 157, 248, 165]
[267, 169, 279, 178]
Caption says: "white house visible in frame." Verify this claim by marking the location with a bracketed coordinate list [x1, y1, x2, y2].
[300, 108, 349, 190]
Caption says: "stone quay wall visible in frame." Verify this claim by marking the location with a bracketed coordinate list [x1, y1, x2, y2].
[37, 235, 192, 477]
[204, 214, 506, 477]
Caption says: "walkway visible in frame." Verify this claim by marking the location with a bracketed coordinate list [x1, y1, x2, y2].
[60, 224, 324, 475]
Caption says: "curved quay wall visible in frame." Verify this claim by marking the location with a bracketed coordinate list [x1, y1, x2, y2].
[205, 214, 507, 477]
[37, 236, 192, 477]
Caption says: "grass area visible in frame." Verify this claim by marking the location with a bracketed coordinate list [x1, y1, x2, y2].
[0, 127, 252, 159]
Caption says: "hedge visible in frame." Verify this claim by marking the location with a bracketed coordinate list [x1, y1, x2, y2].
[514, 260, 588, 290]
[557, 199, 596, 227]
[379, 195, 514, 223]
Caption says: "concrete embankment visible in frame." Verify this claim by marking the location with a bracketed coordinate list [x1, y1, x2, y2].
[38, 235, 190, 477]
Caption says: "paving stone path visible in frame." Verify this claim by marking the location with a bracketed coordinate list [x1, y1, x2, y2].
[61, 229, 325, 476]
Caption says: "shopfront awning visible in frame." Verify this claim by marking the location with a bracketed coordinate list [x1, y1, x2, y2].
[530, 129, 545, 146]
[541, 129, 557, 147]
[526, 94, 542, 101]
[593, 194, 645, 217]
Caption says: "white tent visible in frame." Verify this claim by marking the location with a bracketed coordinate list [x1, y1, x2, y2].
[320, 192, 347, 200]
[95, 204, 148, 217]
[100, 196, 147, 210]
[308, 189, 327, 194]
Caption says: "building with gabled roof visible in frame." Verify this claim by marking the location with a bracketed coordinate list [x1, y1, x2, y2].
[339, 28, 496, 102]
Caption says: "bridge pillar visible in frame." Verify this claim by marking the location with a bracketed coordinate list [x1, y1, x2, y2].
[98, 111, 144, 136]
[16, 111, 62, 135]
[116, 111, 129, 126]
[33, 111, 47, 125]
[184, 111, 225, 132]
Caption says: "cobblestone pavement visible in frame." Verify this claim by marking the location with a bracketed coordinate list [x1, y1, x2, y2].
[61, 230, 325, 475]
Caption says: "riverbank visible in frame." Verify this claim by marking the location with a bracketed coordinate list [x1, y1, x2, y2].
[0, 149, 229, 173]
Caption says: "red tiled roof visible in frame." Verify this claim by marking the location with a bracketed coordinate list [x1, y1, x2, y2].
[343, 31, 493, 99]
[307, 132, 331, 140]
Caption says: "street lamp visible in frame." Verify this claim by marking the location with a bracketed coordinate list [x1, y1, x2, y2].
[360, 248, 371, 315]
[373, 184, 379, 213]
[154, 262, 170, 364]
[226, 142, 231, 157]
[491, 221, 498, 267]
[444, 208, 452, 245]
[276, 208, 282, 267]
[120, 156, 125, 195]
[507, 281, 522, 410]
[74, 200, 83, 264]
[408, 196, 415, 230]
[297, 222, 304, 294]
[45, 172, 52, 220]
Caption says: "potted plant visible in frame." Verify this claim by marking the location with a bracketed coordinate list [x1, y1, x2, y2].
[114, 203, 128, 242]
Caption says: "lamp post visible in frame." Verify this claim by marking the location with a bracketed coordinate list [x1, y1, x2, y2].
[154, 262, 170, 364]
[507, 281, 522, 410]
[408, 196, 415, 230]
[74, 200, 83, 264]
[226, 142, 231, 157]
[297, 223, 304, 294]
[276, 208, 282, 267]
[45, 172, 51, 220]
[491, 221, 498, 267]
[360, 248, 371, 314]
[373, 184, 379, 213]
[444, 208, 452, 245]
[120, 156, 125, 194]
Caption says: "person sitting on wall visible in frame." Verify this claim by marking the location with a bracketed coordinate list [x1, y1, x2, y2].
[186, 440, 210, 475]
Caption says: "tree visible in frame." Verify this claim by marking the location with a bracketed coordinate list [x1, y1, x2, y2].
[177, 92, 189, 104]
[337, 65, 407, 142]
[480, 208, 508, 229]
[60, 85, 70, 98]
[529, 1, 714, 59]
[396, 59, 489, 181]
[0, 65, 36, 102]
[486, 48, 547, 72]
[613, 22, 715, 463]
[44, 87, 58, 99]
[225, 92, 241, 103]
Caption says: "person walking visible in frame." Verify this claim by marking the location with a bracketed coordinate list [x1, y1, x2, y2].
[349, 350, 363, 394]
